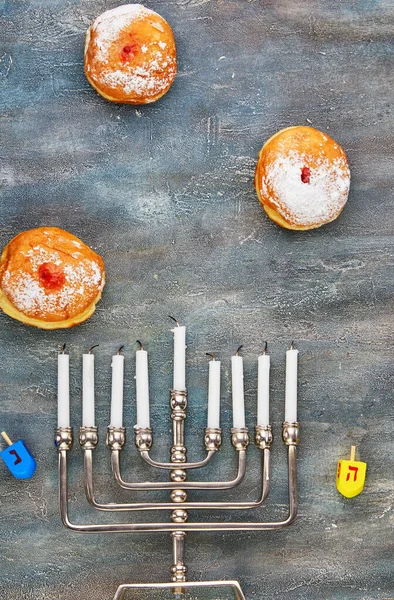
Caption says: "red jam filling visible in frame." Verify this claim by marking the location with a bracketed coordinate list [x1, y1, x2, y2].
[301, 166, 311, 184]
[121, 42, 139, 61]
[38, 262, 66, 291]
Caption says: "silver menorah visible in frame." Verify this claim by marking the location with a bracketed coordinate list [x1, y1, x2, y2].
[55, 368, 299, 600]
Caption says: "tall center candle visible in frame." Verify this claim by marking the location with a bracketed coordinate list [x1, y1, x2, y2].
[231, 349, 245, 429]
[110, 349, 124, 428]
[83, 349, 96, 427]
[285, 344, 299, 423]
[58, 346, 70, 428]
[172, 323, 186, 390]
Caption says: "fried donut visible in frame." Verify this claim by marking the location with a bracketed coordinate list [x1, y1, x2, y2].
[0, 227, 105, 329]
[255, 126, 350, 230]
[84, 4, 177, 104]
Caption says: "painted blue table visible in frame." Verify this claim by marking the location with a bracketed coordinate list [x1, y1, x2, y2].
[1, 1, 393, 598]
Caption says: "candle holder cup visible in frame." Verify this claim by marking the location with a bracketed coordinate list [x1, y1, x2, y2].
[56, 390, 299, 599]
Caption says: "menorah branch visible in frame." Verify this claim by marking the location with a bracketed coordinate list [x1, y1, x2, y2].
[111, 447, 247, 492]
[83, 447, 270, 511]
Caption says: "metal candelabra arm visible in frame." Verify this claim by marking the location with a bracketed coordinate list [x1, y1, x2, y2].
[110, 448, 247, 492]
[134, 395, 221, 470]
[108, 425, 247, 491]
[84, 448, 269, 511]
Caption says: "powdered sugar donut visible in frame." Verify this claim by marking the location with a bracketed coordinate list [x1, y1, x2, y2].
[254, 126, 350, 230]
[0, 228, 105, 329]
[84, 4, 177, 104]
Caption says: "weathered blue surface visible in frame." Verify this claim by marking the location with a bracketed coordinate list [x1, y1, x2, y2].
[1, 1, 394, 598]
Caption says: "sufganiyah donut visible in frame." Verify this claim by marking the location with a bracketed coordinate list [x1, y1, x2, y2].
[84, 4, 177, 104]
[255, 126, 350, 230]
[0, 227, 105, 329]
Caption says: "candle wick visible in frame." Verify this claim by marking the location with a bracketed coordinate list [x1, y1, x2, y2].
[290, 341, 295, 350]
[263, 341, 268, 354]
[235, 345, 243, 356]
[206, 352, 215, 361]
[117, 345, 124, 355]
[89, 344, 99, 354]
[136, 340, 143, 351]
[61, 343, 66, 354]
[168, 315, 179, 327]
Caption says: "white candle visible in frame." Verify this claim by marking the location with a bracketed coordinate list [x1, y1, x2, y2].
[207, 358, 221, 429]
[257, 350, 270, 427]
[110, 352, 124, 428]
[285, 345, 299, 423]
[58, 348, 70, 428]
[136, 347, 150, 428]
[82, 351, 95, 427]
[172, 324, 186, 390]
[231, 353, 245, 429]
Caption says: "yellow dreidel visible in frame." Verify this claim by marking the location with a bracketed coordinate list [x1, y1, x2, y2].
[336, 445, 367, 498]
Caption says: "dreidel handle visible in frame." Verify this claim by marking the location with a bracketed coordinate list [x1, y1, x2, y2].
[350, 445, 356, 461]
[1, 431, 13, 446]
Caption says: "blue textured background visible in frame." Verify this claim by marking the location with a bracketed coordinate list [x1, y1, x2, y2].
[1, 1, 393, 598]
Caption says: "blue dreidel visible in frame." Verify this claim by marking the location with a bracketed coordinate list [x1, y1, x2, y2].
[0, 431, 36, 479]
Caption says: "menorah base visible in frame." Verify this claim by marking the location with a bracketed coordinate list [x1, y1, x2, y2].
[113, 579, 246, 600]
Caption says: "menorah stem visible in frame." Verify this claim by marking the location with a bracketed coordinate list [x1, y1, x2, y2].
[171, 531, 187, 593]
[170, 389, 188, 593]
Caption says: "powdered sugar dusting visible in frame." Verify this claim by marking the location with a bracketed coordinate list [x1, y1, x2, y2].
[151, 21, 164, 32]
[1, 249, 105, 320]
[91, 4, 152, 61]
[100, 63, 175, 95]
[89, 260, 102, 285]
[260, 151, 350, 226]
[88, 4, 162, 63]
[85, 4, 176, 100]
[24, 247, 63, 269]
